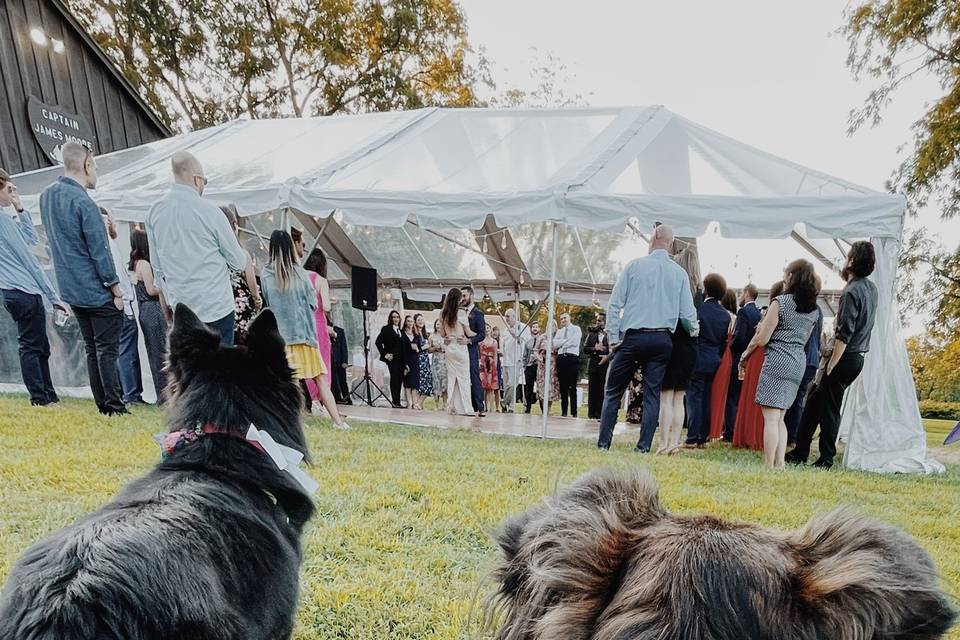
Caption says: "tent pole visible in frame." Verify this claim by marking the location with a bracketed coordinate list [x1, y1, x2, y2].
[541, 222, 560, 439]
[514, 285, 521, 413]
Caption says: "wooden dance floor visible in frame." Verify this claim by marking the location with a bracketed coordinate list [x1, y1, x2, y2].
[341, 405, 641, 441]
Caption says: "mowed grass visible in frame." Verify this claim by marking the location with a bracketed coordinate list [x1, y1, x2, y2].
[1, 396, 958, 639]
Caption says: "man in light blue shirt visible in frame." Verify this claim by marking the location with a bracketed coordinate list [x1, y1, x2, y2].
[598, 224, 699, 452]
[0, 170, 68, 406]
[146, 152, 247, 345]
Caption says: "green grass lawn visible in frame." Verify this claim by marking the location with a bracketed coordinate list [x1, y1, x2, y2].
[1, 395, 958, 639]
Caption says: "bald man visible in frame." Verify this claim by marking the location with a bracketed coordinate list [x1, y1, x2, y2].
[146, 152, 246, 345]
[40, 142, 128, 416]
[597, 224, 699, 452]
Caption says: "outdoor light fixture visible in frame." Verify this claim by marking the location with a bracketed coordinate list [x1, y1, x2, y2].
[30, 27, 47, 46]
[28, 27, 65, 54]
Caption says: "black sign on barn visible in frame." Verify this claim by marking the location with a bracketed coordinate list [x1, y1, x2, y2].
[26, 96, 97, 164]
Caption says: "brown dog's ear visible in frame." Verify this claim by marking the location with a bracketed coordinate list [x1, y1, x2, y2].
[489, 470, 666, 638]
[789, 509, 956, 639]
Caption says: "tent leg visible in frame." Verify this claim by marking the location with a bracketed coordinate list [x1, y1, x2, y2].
[541, 222, 560, 439]
[514, 287, 521, 413]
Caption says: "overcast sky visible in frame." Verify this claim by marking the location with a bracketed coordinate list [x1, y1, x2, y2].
[459, 0, 957, 307]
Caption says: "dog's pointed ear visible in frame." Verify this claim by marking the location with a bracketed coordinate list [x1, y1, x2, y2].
[789, 509, 955, 638]
[245, 309, 287, 368]
[168, 304, 219, 365]
[495, 509, 536, 562]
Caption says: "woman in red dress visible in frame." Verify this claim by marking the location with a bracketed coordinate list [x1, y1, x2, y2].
[734, 281, 784, 452]
[709, 291, 738, 440]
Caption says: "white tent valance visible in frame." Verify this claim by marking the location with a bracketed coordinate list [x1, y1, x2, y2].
[12, 106, 938, 474]
[17, 106, 903, 237]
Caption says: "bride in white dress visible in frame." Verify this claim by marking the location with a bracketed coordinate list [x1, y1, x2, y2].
[438, 287, 476, 416]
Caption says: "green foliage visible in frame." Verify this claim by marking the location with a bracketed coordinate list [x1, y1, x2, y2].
[919, 400, 960, 421]
[65, 0, 483, 130]
[1, 397, 958, 639]
[844, 0, 960, 218]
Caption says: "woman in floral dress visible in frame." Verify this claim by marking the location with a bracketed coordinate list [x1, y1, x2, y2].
[219, 205, 262, 344]
[414, 314, 433, 407]
[429, 318, 448, 411]
[535, 321, 559, 414]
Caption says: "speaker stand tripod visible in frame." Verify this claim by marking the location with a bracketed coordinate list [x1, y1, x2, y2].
[350, 309, 389, 408]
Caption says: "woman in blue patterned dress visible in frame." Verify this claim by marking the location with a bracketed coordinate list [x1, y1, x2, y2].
[738, 259, 821, 469]
[414, 314, 433, 408]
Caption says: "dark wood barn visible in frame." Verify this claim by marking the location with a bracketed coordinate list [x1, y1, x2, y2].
[0, 0, 170, 175]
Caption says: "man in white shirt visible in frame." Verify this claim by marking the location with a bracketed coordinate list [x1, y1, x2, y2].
[552, 312, 583, 417]
[146, 152, 246, 345]
[499, 308, 525, 412]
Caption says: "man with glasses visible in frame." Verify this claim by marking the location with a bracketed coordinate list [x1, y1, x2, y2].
[146, 152, 246, 345]
[40, 142, 128, 416]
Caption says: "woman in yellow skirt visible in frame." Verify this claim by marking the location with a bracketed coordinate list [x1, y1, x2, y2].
[261, 230, 350, 429]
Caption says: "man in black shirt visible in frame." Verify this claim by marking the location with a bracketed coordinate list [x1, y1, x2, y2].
[787, 241, 879, 468]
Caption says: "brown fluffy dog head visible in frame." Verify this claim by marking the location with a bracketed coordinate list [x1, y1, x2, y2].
[488, 470, 956, 640]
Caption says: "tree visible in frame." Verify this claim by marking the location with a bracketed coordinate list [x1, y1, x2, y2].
[66, 0, 483, 131]
[844, 1, 960, 218]
[844, 1, 960, 383]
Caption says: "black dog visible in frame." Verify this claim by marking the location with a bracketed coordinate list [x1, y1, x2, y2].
[489, 469, 956, 640]
[0, 305, 315, 640]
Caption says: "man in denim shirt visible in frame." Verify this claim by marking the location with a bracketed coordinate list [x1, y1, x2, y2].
[0, 170, 69, 406]
[40, 142, 127, 416]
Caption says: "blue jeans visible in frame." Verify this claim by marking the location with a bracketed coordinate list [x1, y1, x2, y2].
[1, 290, 58, 405]
[597, 331, 672, 451]
[206, 312, 235, 347]
[117, 313, 144, 403]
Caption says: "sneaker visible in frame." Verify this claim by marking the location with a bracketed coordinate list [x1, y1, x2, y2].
[310, 401, 326, 417]
[332, 421, 352, 431]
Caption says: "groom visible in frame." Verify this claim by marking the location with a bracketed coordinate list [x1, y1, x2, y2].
[461, 286, 486, 416]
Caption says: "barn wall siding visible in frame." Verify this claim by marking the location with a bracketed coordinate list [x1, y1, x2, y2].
[0, 0, 168, 174]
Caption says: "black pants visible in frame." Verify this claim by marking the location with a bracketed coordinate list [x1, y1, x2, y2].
[387, 359, 404, 407]
[73, 302, 125, 415]
[557, 354, 580, 417]
[685, 368, 717, 445]
[2, 290, 58, 406]
[332, 364, 351, 403]
[587, 360, 608, 419]
[723, 354, 743, 441]
[524, 364, 538, 412]
[469, 346, 485, 412]
[791, 352, 865, 465]
[597, 331, 672, 451]
[785, 365, 817, 443]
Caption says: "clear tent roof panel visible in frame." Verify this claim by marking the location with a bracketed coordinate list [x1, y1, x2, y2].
[317, 108, 621, 193]
[335, 219, 496, 282]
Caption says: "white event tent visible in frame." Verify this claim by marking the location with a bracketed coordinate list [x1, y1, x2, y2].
[14, 106, 941, 474]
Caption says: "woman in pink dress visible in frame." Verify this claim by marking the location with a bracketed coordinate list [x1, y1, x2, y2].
[303, 249, 333, 408]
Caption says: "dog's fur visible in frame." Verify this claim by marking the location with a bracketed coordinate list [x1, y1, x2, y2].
[0, 305, 315, 640]
[488, 470, 956, 640]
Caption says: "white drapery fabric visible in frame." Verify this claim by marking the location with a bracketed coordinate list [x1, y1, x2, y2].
[13, 106, 939, 474]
